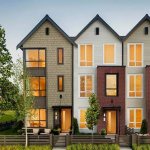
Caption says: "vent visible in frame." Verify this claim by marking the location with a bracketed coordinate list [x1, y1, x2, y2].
[45, 27, 49, 35]
[96, 27, 99, 35]
[144, 27, 148, 35]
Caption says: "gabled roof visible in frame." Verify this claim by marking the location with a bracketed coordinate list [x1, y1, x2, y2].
[74, 14, 122, 41]
[123, 14, 150, 41]
[17, 15, 76, 49]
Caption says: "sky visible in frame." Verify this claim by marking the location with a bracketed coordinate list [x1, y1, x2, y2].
[0, 0, 150, 62]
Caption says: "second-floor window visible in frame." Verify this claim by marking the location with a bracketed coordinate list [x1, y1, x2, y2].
[30, 77, 46, 96]
[80, 75, 92, 97]
[80, 44, 93, 66]
[57, 48, 64, 64]
[26, 49, 45, 67]
[106, 74, 118, 96]
[58, 76, 64, 91]
[103, 44, 115, 64]
[128, 43, 143, 67]
[128, 74, 143, 98]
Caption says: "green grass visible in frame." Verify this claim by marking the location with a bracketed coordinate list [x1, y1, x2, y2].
[0, 145, 52, 150]
[132, 144, 150, 150]
[66, 144, 120, 150]
[0, 110, 16, 123]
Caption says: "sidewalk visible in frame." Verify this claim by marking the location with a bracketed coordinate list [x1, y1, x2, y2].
[53, 148, 66, 150]
[120, 147, 132, 150]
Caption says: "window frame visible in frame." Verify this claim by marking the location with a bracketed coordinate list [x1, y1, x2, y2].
[127, 74, 143, 98]
[127, 43, 144, 67]
[25, 48, 46, 68]
[57, 75, 64, 92]
[105, 73, 118, 97]
[103, 43, 116, 65]
[29, 76, 46, 97]
[79, 108, 87, 129]
[78, 44, 94, 67]
[27, 109, 47, 128]
[78, 74, 94, 98]
[57, 48, 64, 65]
[128, 108, 143, 129]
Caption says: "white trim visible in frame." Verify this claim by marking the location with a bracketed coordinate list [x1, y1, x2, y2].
[78, 108, 88, 129]
[127, 74, 143, 98]
[127, 108, 143, 129]
[78, 74, 94, 99]
[127, 43, 144, 67]
[78, 44, 94, 67]
[103, 43, 116, 65]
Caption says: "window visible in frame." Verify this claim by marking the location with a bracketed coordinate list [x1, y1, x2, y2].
[128, 74, 143, 97]
[106, 74, 118, 96]
[79, 109, 87, 128]
[26, 49, 45, 67]
[103, 44, 115, 64]
[80, 75, 92, 97]
[45, 27, 49, 35]
[57, 48, 64, 64]
[128, 43, 143, 67]
[128, 108, 142, 129]
[58, 76, 64, 91]
[144, 27, 148, 35]
[30, 77, 46, 96]
[96, 27, 99, 35]
[27, 109, 46, 127]
[80, 44, 93, 66]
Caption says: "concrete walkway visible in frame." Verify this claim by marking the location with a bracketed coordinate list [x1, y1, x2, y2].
[120, 147, 132, 150]
[53, 148, 66, 150]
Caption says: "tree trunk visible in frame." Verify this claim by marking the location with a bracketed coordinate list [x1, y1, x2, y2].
[25, 117, 28, 147]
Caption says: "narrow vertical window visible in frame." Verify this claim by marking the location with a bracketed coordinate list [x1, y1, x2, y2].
[79, 109, 87, 128]
[57, 48, 64, 64]
[144, 27, 148, 35]
[45, 27, 49, 35]
[96, 27, 99, 35]
[58, 76, 64, 91]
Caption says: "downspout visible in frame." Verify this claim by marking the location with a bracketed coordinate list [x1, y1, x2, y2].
[72, 44, 74, 131]
[122, 40, 124, 66]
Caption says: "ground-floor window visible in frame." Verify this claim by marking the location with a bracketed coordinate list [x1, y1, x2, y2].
[128, 108, 142, 129]
[79, 109, 87, 129]
[27, 109, 46, 127]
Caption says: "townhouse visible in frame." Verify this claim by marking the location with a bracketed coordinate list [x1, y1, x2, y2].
[17, 14, 150, 134]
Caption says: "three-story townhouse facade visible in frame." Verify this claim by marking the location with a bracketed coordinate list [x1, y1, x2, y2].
[123, 14, 150, 133]
[73, 15, 125, 134]
[17, 15, 76, 132]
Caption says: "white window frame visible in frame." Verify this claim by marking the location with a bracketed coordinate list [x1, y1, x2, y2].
[78, 74, 94, 98]
[78, 108, 87, 129]
[127, 108, 143, 129]
[127, 43, 144, 67]
[127, 74, 143, 98]
[78, 44, 94, 67]
[103, 43, 116, 65]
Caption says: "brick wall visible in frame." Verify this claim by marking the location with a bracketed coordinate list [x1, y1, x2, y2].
[97, 66, 125, 134]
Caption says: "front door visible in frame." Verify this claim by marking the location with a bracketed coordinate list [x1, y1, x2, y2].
[106, 111, 116, 134]
[61, 109, 71, 132]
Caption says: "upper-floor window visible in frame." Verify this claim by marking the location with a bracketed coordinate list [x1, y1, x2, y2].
[128, 43, 143, 67]
[30, 77, 46, 96]
[106, 74, 118, 96]
[79, 109, 87, 129]
[27, 109, 46, 127]
[57, 48, 64, 64]
[103, 44, 115, 64]
[58, 75, 64, 92]
[80, 44, 93, 66]
[80, 75, 93, 97]
[26, 49, 45, 67]
[128, 108, 142, 129]
[128, 74, 143, 98]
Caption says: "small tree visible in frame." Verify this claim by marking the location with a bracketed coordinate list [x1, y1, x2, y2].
[13, 59, 34, 147]
[140, 119, 148, 134]
[86, 93, 100, 143]
[73, 117, 79, 135]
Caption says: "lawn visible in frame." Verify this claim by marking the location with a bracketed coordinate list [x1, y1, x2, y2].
[0, 110, 16, 123]
[133, 144, 150, 150]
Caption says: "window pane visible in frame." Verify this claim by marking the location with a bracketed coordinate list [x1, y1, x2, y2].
[86, 76, 92, 91]
[106, 75, 116, 88]
[86, 45, 92, 66]
[40, 77, 45, 90]
[136, 44, 142, 62]
[32, 91, 39, 96]
[136, 123, 141, 128]
[80, 109, 86, 128]
[40, 121, 46, 127]
[106, 89, 117, 96]
[26, 50, 38, 61]
[39, 62, 45, 67]
[80, 76, 85, 92]
[80, 45, 85, 66]
[40, 91, 46, 96]
[58, 48, 63, 64]
[136, 109, 142, 122]
[39, 50, 45, 61]
[104, 44, 114, 63]
[40, 109, 46, 120]
[130, 76, 134, 91]
[129, 123, 135, 128]
[129, 45, 134, 61]
[26, 62, 38, 67]
[136, 75, 142, 91]
[130, 110, 134, 122]
[30, 77, 39, 90]
[58, 76, 63, 91]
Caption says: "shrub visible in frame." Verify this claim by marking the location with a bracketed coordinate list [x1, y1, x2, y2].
[101, 128, 107, 135]
[73, 117, 79, 135]
[132, 144, 150, 150]
[140, 119, 148, 134]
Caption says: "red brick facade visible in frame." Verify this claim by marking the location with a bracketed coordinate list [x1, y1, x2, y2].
[97, 66, 125, 135]
[145, 66, 150, 133]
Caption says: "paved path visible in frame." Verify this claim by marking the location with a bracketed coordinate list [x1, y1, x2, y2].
[120, 147, 132, 150]
[53, 148, 66, 150]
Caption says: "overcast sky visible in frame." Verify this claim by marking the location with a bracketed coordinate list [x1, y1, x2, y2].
[0, 0, 150, 62]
